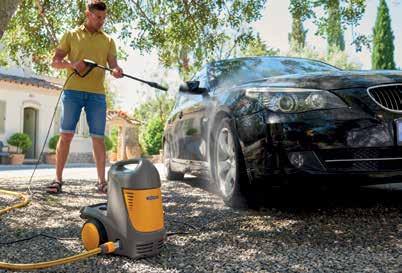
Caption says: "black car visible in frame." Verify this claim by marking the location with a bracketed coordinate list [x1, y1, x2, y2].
[163, 56, 402, 207]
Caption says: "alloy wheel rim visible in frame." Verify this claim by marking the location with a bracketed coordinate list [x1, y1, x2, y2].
[216, 127, 237, 197]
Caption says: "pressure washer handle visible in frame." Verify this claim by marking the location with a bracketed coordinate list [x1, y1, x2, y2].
[112, 158, 142, 171]
[74, 59, 97, 78]
[83, 59, 168, 91]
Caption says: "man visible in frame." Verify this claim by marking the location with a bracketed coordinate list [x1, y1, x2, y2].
[48, 1, 123, 194]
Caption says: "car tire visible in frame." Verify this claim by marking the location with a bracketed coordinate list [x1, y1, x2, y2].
[210, 117, 249, 208]
[163, 141, 185, 181]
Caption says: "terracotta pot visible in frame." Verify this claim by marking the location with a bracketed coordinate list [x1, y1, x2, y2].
[46, 153, 56, 165]
[10, 154, 25, 165]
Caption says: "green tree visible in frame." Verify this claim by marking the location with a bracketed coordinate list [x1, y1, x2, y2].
[288, 46, 361, 70]
[133, 94, 175, 125]
[0, 0, 21, 39]
[289, 0, 312, 51]
[326, 0, 345, 52]
[240, 34, 279, 57]
[371, 0, 395, 70]
[313, 0, 366, 52]
[133, 94, 175, 155]
[1, 1, 267, 80]
[111, 0, 267, 80]
[1, 0, 132, 74]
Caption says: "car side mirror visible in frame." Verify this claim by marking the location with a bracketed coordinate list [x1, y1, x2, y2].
[179, 81, 207, 94]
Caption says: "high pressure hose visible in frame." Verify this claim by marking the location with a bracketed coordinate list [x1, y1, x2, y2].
[0, 71, 116, 272]
[0, 241, 119, 271]
[0, 189, 30, 216]
[0, 62, 166, 270]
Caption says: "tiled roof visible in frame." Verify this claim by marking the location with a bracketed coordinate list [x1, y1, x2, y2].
[0, 73, 61, 90]
[106, 110, 141, 125]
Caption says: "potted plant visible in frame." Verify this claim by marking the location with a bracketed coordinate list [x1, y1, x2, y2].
[46, 135, 60, 164]
[7, 133, 32, 165]
[104, 135, 114, 162]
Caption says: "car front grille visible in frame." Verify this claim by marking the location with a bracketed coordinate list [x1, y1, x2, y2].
[317, 147, 402, 172]
[367, 84, 402, 113]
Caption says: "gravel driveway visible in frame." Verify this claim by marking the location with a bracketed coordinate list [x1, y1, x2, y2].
[0, 164, 401, 273]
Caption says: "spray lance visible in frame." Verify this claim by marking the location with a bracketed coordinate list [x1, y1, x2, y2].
[79, 59, 168, 91]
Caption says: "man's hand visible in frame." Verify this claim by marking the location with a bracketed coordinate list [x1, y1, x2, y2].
[111, 66, 123, 78]
[71, 60, 86, 74]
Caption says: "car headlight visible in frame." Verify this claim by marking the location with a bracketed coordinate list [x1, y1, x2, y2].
[245, 87, 347, 113]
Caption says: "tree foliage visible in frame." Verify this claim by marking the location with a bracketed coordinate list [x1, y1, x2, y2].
[133, 94, 175, 125]
[371, 0, 395, 70]
[312, 0, 366, 52]
[127, 0, 267, 79]
[133, 94, 175, 155]
[1, 0, 267, 80]
[141, 115, 164, 155]
[1, 0, 132, 74]
[289, 0, 312, 51]
[0, 0, 21, 39]
[288, 47, 361, 70]
[239, 34, 279, 57]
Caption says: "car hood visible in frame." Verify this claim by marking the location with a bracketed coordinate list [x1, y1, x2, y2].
[238, 70, 402, 90]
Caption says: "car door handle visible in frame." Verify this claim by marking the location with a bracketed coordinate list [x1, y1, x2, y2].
[179, 112, 183, 119]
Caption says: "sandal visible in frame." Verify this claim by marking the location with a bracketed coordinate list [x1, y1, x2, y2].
[97, 182, 108, 194]
[46, 180, 63, 194]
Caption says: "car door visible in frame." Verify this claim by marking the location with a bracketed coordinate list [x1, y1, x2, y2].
[176, 67, 212, 164]
[164, 91, 187, 163]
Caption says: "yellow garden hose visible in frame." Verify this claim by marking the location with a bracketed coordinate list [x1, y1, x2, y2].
[0, 189, 30, 216]
[0, 189, 119, 271]
[0, 241, 119, 271]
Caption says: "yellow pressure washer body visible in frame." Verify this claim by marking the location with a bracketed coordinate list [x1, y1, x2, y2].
[80, 158, 165, 259]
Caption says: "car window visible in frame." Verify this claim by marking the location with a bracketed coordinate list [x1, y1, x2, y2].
[209, 57, 340, 89]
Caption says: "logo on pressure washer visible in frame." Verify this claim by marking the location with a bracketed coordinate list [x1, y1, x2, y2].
[146, 195, 159, 201]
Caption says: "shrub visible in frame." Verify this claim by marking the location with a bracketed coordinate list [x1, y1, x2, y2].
[48, 135, 60, 152]
[104, 135, 114, 152]
[110, 127, 118, 153]
[7, 133, 32, 154]
[140, 115, 164, 155]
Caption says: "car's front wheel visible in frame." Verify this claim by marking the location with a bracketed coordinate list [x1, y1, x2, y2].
[163, 141, 184, 181]
[211, 117, 249, 208]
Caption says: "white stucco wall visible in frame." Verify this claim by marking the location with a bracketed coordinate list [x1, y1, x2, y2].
[0, 81, 93, 157]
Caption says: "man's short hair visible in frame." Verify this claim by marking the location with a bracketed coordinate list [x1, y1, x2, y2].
[88, 1, 107, 12]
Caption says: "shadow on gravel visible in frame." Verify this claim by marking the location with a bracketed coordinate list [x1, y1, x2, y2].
[160, 177, 402, 272]
[180, 176, 402, 210]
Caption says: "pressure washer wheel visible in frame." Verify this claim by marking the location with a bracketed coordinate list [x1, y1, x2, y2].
[81, 219, 108, 251]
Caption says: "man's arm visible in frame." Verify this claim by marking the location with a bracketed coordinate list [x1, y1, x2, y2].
[107, 54, 123, 78]
[52, 49, 85, 72]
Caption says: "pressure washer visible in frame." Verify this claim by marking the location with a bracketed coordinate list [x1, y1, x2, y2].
[0, 60, 169, 270]
[80, 158, 165, 258]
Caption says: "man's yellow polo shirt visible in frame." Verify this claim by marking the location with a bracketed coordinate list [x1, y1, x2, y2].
[57, 25, 117, 94]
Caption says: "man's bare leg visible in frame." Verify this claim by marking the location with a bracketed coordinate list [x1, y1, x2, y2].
[56, 133, 74, 182]
[92, 137, 106, 186]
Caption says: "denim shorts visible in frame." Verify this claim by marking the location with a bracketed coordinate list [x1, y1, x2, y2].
[60, 90, 106, 138]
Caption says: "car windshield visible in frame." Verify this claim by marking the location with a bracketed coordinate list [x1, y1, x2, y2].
[208, 57, 340, 89]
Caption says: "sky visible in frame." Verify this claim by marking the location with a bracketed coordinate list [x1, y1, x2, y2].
[110, 0, 402, 112]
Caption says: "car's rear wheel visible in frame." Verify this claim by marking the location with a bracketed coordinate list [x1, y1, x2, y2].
[163, 141, 184, 181]
[211, 117, 249, 208]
